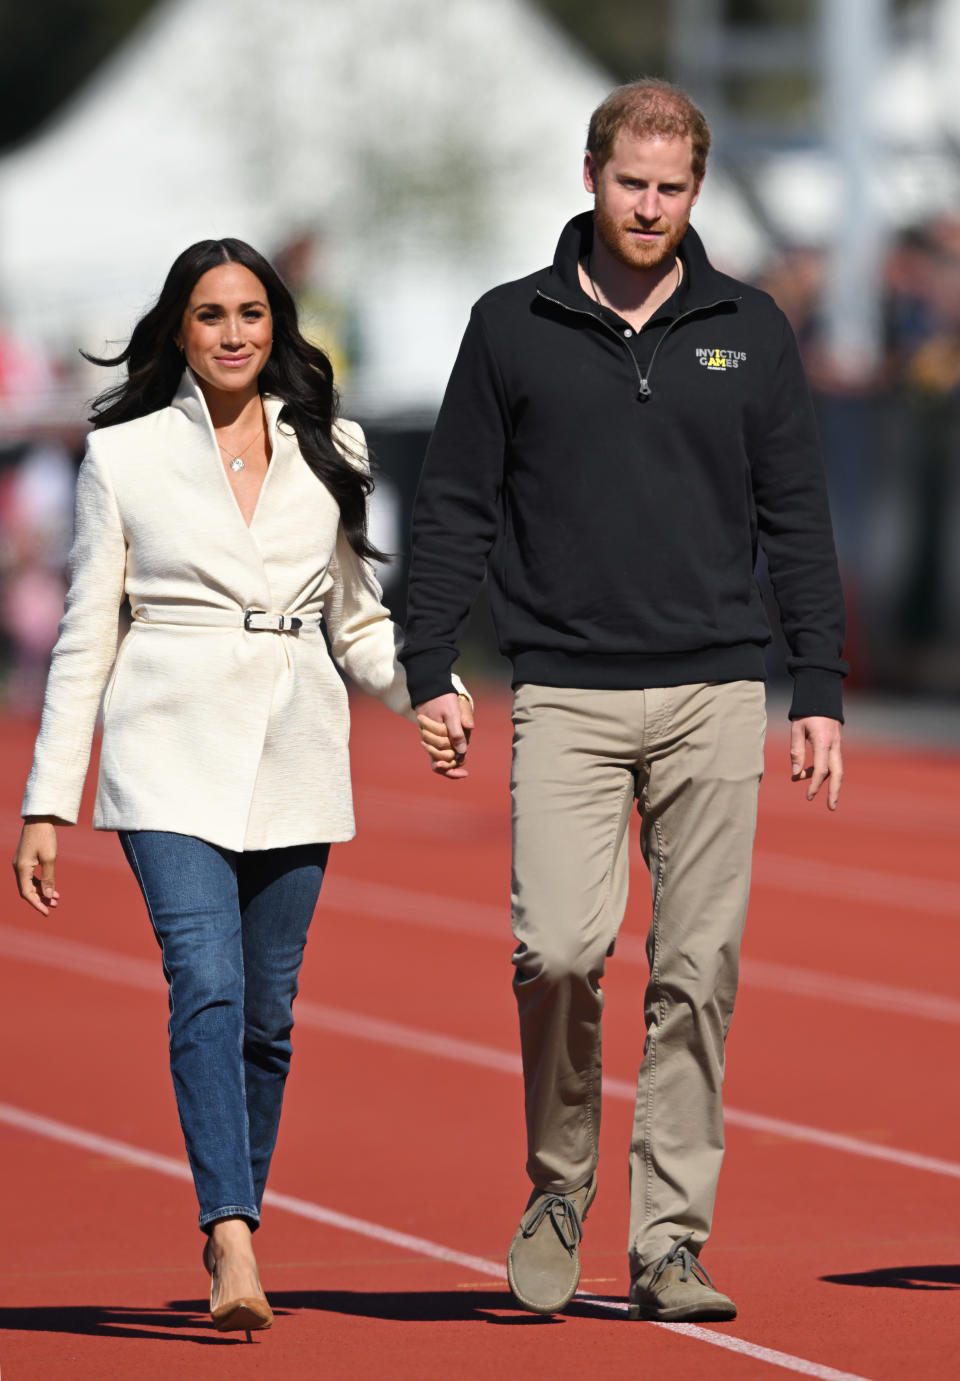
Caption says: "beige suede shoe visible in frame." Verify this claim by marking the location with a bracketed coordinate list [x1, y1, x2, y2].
[628, 1237, 736, 1322]
[506, 1173, 597, 1314]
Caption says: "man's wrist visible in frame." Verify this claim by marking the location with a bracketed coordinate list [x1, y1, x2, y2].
[403, 648, 461, 707]
[788, 667, 845, 724]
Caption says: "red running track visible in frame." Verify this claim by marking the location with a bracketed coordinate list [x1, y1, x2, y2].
[1, 689, 960, 1380]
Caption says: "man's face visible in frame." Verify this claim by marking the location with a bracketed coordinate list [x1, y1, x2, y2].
[584, 131, 702, 271]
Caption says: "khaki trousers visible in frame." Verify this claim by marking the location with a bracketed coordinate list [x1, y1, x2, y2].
[510, 681, 766, 1271]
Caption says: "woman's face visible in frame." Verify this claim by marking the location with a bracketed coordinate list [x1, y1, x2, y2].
[176, 262, 273, 396]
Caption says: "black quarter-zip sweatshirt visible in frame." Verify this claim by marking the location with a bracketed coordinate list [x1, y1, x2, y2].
[401, 213, 847, 720]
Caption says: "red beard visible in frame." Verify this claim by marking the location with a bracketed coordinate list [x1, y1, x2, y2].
[593, 198, 690, 271]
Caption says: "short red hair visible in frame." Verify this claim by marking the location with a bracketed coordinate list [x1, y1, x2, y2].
[587, 79, 711, 182]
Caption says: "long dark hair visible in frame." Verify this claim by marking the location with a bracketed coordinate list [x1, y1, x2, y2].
[84, 238, 385, 562]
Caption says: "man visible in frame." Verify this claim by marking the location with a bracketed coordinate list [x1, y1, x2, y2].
[402, 80, 846, 1322]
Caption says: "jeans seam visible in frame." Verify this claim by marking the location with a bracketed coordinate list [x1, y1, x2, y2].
[122, 834, 174, 1018]
[236, 900, 253, 1195]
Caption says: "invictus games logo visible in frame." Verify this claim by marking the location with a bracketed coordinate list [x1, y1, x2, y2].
[696, 347, 747, 370]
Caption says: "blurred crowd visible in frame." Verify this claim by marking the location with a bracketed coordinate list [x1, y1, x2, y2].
[0, 432, 75, 713]
[0, 327, 76, 712]
[756, 213, 960, 695]
[2, 216, 960, 710]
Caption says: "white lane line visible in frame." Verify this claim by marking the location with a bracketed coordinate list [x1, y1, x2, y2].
[0, 1101, 195, 1182]
[0, 1102, 497, 1277]
[3, 924, 960, 1182]
[261, 1188, 501, 1277]
[653, 1323, 874, 1381]
[357, 782, 960, 841]
[737, 957, 960, 1025]
[613, 934, 960, 1026]
[606, 1070, 960, 1178]
[0, 1101, 875, 1381]
[0, 925, 162, 991]
[6, 813, 957, 1020]
[6, 802, 959, 922]
[325, 877, 960, 1016]
[7, 855, 960, 1032]
[323, 874, 960, 1015]
[353, 787, 960, 913]
[755, 790, 960, 837]
[709, 1108, 960, 1182]
[578, 1297, 874, 1381]
[749, 850, 960, 918]
[299, 1018, 960, 1183]
[329, 881, 960, 1024]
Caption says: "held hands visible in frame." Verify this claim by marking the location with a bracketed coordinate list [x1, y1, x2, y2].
[790, 716, 843, 811]
[416, 692, 475, 780]
[13, 818, 61, 915]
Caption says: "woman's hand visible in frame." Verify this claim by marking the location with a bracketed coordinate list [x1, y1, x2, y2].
[416, 693, 475, 780]
[13, 818, 61, 916]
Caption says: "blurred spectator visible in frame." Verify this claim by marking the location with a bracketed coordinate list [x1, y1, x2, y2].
[755, 247, 881, 687]
[753, 246, 825, 354]
[889, 217, 960, 684]
[273, 230, 364, 386]
[757, 216, 960, 695]
[0, 440, 75, 712]
[0, 320, 57, 420]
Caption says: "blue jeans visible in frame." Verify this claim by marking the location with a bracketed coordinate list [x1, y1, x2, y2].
[119, 831, 329, 1231]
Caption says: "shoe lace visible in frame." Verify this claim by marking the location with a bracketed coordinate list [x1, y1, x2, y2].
[650, 1234, 717, 1289]
[522, 1192, 584, 1253]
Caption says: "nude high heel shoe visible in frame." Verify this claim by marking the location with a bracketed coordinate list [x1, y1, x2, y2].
[203, 1237, 273, 1339]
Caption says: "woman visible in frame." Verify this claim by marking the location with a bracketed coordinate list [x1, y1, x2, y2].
[13, 239, 468, 1338]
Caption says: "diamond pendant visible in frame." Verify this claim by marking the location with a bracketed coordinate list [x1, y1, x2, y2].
[229, 457, 245, 472]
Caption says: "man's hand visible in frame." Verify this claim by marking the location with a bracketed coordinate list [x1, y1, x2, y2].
[416, 692, 475, 779]
[13, 818, 61, 915]
[790, 716, 843, 810]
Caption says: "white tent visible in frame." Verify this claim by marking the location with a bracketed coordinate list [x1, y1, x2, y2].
[0, 0, 767, 422]
[0, 0, 609, 418]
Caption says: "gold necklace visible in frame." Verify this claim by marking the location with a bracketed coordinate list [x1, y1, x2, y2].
[586, 254, 681, 317]
[216, 423, 263, 473]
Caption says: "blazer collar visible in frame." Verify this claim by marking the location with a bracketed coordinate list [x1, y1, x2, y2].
[170, 367, 285, 447]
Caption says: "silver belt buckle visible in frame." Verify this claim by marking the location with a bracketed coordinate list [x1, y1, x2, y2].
[244, 608, 303, 632]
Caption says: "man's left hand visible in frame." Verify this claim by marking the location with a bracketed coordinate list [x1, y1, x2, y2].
[790, 716, 843, 810]
[416, 693, 475, 779]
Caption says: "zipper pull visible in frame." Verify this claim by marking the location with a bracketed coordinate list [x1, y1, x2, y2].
[638, 378, 652, 401]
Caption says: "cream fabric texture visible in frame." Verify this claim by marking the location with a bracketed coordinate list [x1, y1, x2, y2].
[22, 370, 416, 850]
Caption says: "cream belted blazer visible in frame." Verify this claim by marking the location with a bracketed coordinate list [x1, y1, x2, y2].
[22, 369, 419, 851]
